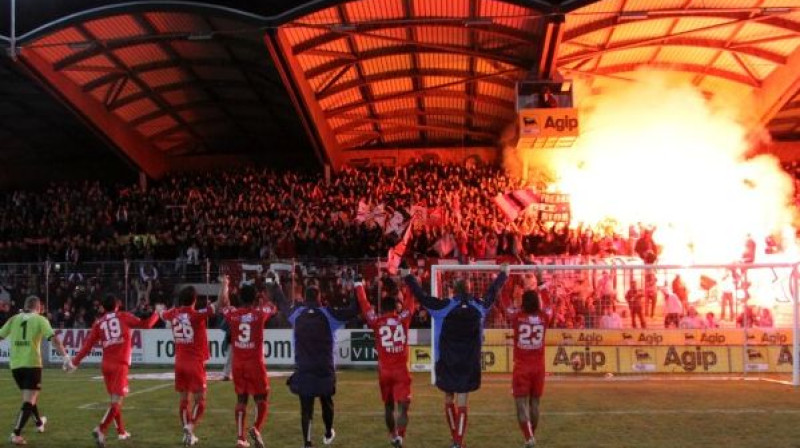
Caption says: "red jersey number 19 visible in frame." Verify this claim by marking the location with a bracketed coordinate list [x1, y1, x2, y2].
[100, 318, 122, 340]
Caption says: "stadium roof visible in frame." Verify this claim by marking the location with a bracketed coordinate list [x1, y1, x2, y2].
[0, 0, 799, 183]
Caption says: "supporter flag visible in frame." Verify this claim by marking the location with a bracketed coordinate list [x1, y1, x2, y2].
[385, 210, 408, 236]
[386, 222, 413, 275]
[356, 200, 387, 226]
[493, 188, 541, 221]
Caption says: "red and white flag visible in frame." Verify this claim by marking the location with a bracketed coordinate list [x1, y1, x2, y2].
[386, 222, 414, 275]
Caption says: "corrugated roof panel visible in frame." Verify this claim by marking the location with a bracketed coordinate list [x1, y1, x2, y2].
[656, 46, 717, 66]
[423, 76, 464, 91]
[62, 69, 105, 86]
[383, 131, 420, 143]
[710, 51, 748, 78]
[346, 0, 404, 21]
[473, 117, 498, 130]
[739, 21, 800, 43]
[116, 80, 142, 100]
[115, 98, 159, 122]
[476, 81, 513, 99]
[671, 17, 733, 34]
[610, 18, 674, 43]
[374, 98, 416, 114]
[418, 53, 469, 71]
[361, 54, 412, 76]
[756, 37, 800, 57]
[425, 96, 466, 110]
[319, 89, 363, 110]
[193, 65, 245, 81]
[473, 101, 513, 119]
[162, 88, 209, 106]
[88, 87, 106, 103]
[595, 47, 657, 68]
[682, 18, 740, 41]
[693, 0, 772, 7]
[626, 0, 691, 11]
[136, 115, 178, 137]
[297, 53, 337, 75]
[414, 0, 469, 18]
[84, 15, 144, 40]
[738, 54, 779, 79]
[282, 25, 327, 47]
[114, 44, 169, 67]
[370, 78, 414, 96]
[317, 38, 352, 54]
[474, 58, 514, 74]
[428, 114, 466, 127]
[570, 0, 624, 15]
[139, 67, 191, 88]
[417, 26, 469, 47]
[427, 132, 462, 142]
[354, 35, 396, 53]
[571, 27, 613, 48]
[71, 54, 116, 69]
[482, 0, 539, 33]
[144, 12, 209, 34]
[170, 41, 229, 60]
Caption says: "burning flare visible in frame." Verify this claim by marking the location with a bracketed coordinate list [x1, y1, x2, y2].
[508, 73, 797, 263]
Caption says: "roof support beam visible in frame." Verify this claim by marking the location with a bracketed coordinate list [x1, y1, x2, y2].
[590, 62, 760, 87]
[18, 47, 168, 178]
[325, 68, 519, 118]
[333, 107, 513, 134]
[267, 28, 338, 166]
[316, 68, 515, 101]
[304, 44, 529, 80]
[756, 43, 800, 125]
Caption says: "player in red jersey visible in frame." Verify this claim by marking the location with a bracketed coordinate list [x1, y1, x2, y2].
[501, 288, 551, 448]
[221, 282, 279, 448]
[70, 294, 160, 448]
[354, 276, 415, 448]
[159, 281, 228, 446]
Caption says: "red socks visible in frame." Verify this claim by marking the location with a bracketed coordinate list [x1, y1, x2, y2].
[235, 404, 246, 440]
[114, 404, 126, 434]
[455, 406, 468, 445]
[445, 403, 458, 441]
[519, 420, 534, 440]
[254, 401, 268, 431]
[192, 400, 206, 426]
[180, 399, 190, 427]
[99, 403, 120, 433]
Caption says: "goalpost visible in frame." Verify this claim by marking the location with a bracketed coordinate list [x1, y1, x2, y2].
[428, 262, 800, 386]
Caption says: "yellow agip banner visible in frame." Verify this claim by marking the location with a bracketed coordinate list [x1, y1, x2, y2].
[521, 329, 796, 347]
[547, 346, 617, 374]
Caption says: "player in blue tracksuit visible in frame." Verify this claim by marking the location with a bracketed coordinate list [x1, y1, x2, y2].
[403, 264, 509, 448]
[269, 273, 359, 448]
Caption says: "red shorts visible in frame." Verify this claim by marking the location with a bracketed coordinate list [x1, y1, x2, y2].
[379, 367, 412, 403]
[175, 360, 207, 393]
[512, 366, 545, 398]
[102, 364, 130, 397]
[232, 362, 269, 396]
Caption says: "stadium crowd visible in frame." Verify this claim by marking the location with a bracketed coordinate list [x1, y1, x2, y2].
[0, 160, 791, 330]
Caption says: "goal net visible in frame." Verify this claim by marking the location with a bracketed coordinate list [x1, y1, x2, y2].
[426, 260, 800, 386]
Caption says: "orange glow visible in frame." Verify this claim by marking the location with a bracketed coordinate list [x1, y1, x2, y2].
[507, 72, 797, 264]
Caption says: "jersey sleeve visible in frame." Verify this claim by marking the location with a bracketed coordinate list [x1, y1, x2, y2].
[39, 315, 56, 340]
[354, 284, 378, 327]
[399, 289, 417, 325]
[403, 275, 448, 310]
[73, 323, 100, 366]
[161, 308, 177, 322]
[121, 311, 159, 329]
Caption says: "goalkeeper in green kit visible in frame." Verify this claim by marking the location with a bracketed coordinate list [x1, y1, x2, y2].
[0, 295, 72, 445]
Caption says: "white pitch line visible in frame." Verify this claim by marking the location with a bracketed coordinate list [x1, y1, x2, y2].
[77, 383, 173, 410]
[74, 406, 800, 416]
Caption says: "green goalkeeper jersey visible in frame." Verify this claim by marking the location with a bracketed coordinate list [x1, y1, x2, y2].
[0, 313, 55, 369]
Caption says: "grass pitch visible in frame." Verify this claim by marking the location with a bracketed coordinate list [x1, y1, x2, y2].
[1, 369, 800, 448]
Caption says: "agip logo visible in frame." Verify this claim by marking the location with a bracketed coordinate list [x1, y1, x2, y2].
[553, 347, 607, 372]
[663, 346, 719, 372]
